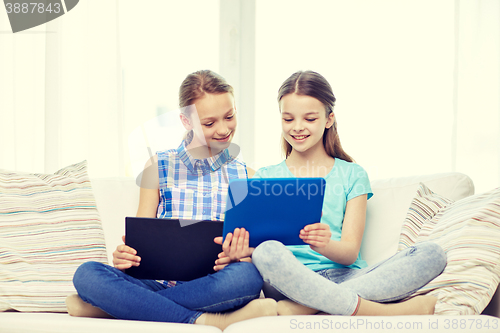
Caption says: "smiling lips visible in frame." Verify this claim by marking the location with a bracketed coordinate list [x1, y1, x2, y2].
[291, 134, 310, 141]
[213, 132, 232, 142]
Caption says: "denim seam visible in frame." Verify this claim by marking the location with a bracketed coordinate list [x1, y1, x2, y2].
[188, 311, 203, 324]
[373, 287, 424, 303]
[195, 293, 261, 312]
[264, 280, 310, 309]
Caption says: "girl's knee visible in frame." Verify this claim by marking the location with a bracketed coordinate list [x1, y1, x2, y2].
[233, 261, 262, 279]
[221, 262, 263, 295]
[252, 240, 289, 280]
[73, 261, 107, 290]
[415, 242, 447, 273]
[253, 240, 286, 265]
[240, 262, 264, 293]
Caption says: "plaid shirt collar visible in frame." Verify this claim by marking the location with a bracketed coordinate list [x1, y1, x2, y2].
[176, 140, 236, 174]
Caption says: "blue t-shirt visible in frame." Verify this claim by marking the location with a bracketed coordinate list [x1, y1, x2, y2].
[253, 158, 373, 271]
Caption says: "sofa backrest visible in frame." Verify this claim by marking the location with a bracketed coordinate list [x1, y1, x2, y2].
[363, 172, 474, 265]
[90, 172, 474, 265]
[90, 177, 139, 262]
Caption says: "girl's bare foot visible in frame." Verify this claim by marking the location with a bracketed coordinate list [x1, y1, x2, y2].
[195, 298, 277, 330]
[65, 294, 113, 318]
[356, 295, 437, 316]
[277, 300, 319, 315]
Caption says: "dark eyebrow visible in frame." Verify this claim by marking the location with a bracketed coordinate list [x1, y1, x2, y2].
[200, 108, 235, 122]
[281, 111, 320, 116]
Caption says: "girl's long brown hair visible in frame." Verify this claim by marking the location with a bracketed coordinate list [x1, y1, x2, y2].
[277, 70, 354, 162]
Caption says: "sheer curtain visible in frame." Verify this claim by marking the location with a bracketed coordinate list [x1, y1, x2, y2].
[454, 0, 500, 193]
[0, 11, 46, 173]
[0, 0, 124, 178]
[1, 0, 499, 191]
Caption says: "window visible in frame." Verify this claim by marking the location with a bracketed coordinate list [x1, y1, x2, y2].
[119, 0, 220, 177]
[254, 0, 455, 181]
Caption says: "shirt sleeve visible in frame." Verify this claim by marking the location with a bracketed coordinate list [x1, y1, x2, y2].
[252, 167, 264, 179]
[347, 163, 373, 201]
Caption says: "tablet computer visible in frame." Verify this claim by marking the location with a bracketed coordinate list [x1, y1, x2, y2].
[125, 217, 223, 281]
[223, 178, 326, 247]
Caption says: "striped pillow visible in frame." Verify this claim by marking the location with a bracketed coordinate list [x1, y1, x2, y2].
[398, 183, 454, 250]
[0, 161, 108, 312]
[406, 186, 500, 315]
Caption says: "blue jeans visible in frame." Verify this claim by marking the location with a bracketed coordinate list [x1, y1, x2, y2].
[73, 261, 263, 323]
[252, 240, 446, 316]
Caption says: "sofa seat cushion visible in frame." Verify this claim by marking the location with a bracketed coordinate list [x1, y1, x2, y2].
[0, 161, 108, 312]
[222, 314, 499, 333]
[0, 312, 222, 333]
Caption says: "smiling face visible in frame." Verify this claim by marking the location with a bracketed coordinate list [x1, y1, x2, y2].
[280, 93, 334, 155]
[181, 92, 236, 153]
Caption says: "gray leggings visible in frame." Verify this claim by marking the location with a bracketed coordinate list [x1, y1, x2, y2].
[252, 240, 446, 315]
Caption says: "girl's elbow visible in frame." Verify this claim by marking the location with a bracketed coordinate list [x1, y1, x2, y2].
[340, 247, 360, 266]
[338, 256, 357, 266]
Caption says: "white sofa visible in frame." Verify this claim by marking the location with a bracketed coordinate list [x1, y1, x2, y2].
[1, 172, 499, 333]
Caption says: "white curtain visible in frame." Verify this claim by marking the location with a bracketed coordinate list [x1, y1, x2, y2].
[1, 0, 499, 191]
[0, 0, 124, 178]
[454, 0, 500, 193]
[253, 0, 500, 194]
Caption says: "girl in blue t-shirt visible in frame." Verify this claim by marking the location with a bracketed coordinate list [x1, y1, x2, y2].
[237, 70, 446, 316]
[66, 70, 276, 329]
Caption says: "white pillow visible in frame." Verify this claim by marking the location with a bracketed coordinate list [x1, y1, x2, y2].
[0, 161, 108, 312]
[401, 184, 500, 315]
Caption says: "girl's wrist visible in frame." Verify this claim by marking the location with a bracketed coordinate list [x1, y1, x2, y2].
[313, 239, 333, 256]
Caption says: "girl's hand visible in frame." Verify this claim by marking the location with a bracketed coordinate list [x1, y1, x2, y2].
[213, 252, 252, 271]
[299, 223, 332, 251]
[112, 235, 141, 271]
[213, 228, 254, 271]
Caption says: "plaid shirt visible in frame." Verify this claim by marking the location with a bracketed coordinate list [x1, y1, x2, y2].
[156, 140, 247, 222]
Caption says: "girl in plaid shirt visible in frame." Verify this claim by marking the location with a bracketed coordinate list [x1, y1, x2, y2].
[67, 70, 276, 329]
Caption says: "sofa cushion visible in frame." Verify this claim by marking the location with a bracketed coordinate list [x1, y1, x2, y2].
[0, 161, 108, 312]
[397, 183, 454, 250]
[401, 185, 500, 315]
[0, 312, 222, 333]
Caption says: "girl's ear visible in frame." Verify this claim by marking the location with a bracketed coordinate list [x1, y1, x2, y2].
[325, 112, 335, 129]
[179, 113, 192, 131]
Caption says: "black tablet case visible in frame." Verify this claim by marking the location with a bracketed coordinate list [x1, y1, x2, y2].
[125, 217, 223, 281]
